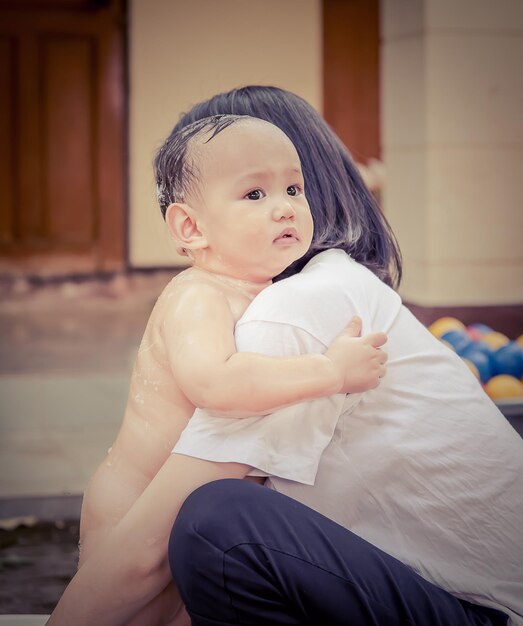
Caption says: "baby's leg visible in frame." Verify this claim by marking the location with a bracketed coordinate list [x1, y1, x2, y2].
[77, 526, 110, 569]
[124, 581, 189, 626]
[80, 525, 188, 626]
[124, 478, 263, 624]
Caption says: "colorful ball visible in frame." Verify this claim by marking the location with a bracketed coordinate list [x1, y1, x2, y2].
[517, 335, 523, 348]
[492, 342, 523, 379]
[481, 331, 510, 351]
[485, 375, 523, 400]
[468, 323, 493, 335]
[460, 345, 495, 383]
[462, 358, 480, 380]
[467, 341, 495, 357]
[441, 330, 473, 354]
[440, 339, 455, 352]
[428, 317, 465, 338]
[466, 326, 485, 341]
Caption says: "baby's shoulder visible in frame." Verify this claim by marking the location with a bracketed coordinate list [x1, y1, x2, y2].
[166, 268, 227, 298]
[153, 269, 230, 321]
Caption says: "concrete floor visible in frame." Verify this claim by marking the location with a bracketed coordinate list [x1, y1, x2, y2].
[0, 271, 174, 515]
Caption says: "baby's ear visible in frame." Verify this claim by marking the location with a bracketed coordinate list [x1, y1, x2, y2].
[165, 203, 208, 252]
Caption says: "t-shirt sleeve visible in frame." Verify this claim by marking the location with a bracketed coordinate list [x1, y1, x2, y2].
[173, 320, 360, 485]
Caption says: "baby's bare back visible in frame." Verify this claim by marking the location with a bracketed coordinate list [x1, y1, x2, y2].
[79, 269, 254, 562]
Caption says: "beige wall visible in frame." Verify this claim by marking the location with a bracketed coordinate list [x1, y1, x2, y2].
[381, 0, 523, 306]
[129, 0, 322, 267]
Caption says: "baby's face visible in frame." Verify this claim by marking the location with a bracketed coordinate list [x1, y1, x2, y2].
[191, 119, 314, 282]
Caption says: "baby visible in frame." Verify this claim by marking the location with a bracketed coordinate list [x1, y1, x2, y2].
[78, 115, 387, 624]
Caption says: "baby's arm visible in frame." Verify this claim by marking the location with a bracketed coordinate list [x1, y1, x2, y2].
[164, 282, 387, 416]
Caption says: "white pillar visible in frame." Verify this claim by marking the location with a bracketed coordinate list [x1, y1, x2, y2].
[381, 0, 523, 306]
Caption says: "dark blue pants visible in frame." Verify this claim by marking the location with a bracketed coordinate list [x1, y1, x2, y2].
[169, 479, 508, 626]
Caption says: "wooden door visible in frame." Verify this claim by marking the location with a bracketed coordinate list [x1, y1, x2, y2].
[0, 0, 126, 274]
[323, 0, 380, 162]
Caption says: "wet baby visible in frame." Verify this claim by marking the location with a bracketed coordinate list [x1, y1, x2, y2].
[78, 115, 387, 624]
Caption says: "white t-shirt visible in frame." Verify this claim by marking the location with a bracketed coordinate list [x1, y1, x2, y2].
[174, 249, 523, 625]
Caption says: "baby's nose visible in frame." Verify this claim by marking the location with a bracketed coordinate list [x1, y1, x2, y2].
[272, 199, 296, 221]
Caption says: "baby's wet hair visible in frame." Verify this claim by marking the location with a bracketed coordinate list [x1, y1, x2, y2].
[154, 114, 254, 218]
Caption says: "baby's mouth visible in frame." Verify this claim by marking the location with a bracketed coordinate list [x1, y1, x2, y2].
[274, 228, 299, 243]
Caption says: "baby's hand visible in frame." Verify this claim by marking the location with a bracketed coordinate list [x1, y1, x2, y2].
[326, 316, 388, 393]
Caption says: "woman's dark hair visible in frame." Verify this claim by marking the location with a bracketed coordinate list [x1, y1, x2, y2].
[173, 85, 402, 288]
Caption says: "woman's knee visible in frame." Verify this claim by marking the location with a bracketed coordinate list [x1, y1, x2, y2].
[169, 478, 266, 605]
[169, 479, 263, 573]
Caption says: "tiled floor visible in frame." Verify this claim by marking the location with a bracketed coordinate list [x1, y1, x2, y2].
[0, 271, 175, 507]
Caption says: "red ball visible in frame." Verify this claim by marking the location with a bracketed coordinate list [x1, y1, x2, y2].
[466, 326, 484, 342]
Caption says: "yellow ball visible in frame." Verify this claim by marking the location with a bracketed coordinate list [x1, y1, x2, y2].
[485, 375, 523, 400]
[428, 317, 465, 339]
[462, 358, 480, 379]
[481, 331, 510, 351]
[517, 334, 523, 348]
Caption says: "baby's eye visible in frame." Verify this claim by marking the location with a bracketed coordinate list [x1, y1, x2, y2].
[287, 185, 302, 197]
[245, 189, 265, 201]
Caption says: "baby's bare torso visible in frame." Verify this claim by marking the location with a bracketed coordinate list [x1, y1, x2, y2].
[79, 268, 254, 562]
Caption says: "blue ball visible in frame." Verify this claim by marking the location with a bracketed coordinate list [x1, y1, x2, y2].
[468, 323, 493, 335]
[460, 345, 495, 383]
[492, 342, 523, 378]
[467, 340, 495, 357]
[441, 330, 473, 355]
